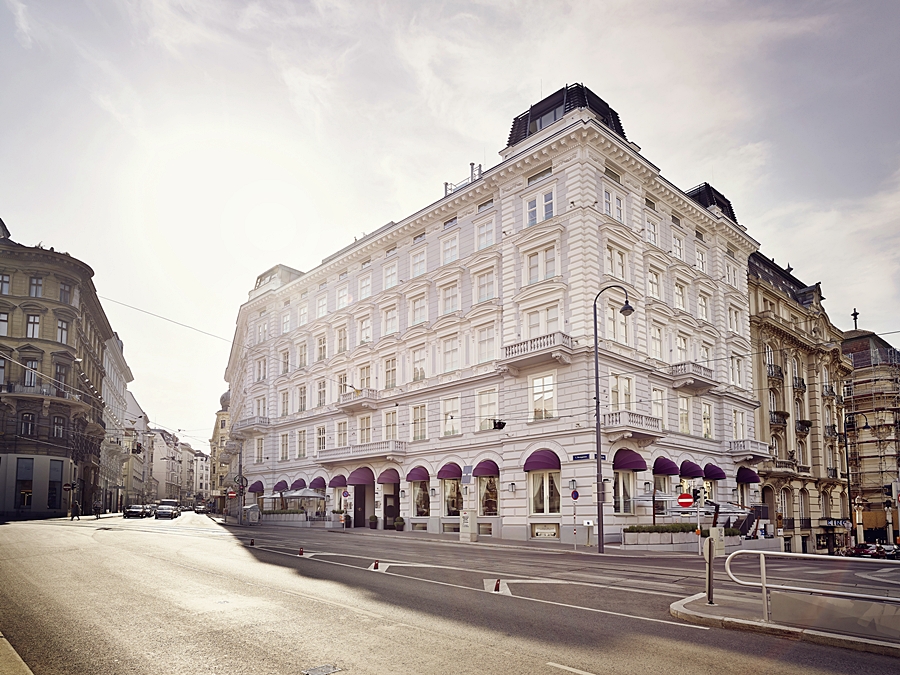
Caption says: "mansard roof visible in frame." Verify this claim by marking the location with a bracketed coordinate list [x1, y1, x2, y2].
[685, 183, 738, 223]
[749, 251, 823, 308]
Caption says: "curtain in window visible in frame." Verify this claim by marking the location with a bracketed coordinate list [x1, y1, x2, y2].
[479, 476, 498, 516]
[413, 481, 430, 517]
[548, 472, 561, 513]
[444, 479, 461, 516]
[532, 473, 544, 513]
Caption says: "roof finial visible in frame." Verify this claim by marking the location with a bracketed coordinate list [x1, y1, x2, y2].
[851, 308, 859, 330]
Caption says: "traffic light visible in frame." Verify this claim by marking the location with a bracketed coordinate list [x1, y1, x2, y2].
[492, 419, 506, 430]
[692, 488, 701, 502]
[776, 513, 784, 528]
[886, 499, 894, 509]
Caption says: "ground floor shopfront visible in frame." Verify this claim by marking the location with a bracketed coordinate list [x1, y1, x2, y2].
[0, 453, 89, 520]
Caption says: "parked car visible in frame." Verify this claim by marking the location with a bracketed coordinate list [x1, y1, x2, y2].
[194, 505, 207, 514]
[155, 505, 177, 520]
[123, 505, 145, 519]
[883, 545, 899, 560]
[145, 504, 157, 516]
[848, 543, 886, 558]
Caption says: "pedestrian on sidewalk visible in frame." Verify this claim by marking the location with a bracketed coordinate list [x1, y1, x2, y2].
[93, 501, 102, 519]
[71, 501, 81, 521]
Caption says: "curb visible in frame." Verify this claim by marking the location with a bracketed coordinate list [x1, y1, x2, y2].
[0, 631, 34, 675]
[670, 593, 900, 658]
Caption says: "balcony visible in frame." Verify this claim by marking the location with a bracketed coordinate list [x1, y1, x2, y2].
[826, 467, 838, 479]
[800, 517, 812, 529]
[822, 384, 836, 398]
[601, 410, 665, 445]
[727, 438, 773, 462]
[769, 411, 789, 427]
[337, 388, 379, 412]
[0, 383, 89, 407]
[767, 364, 784, 381]
[317, 439, 408, 464]
[782, 517, 795, 530]
[760, 458, 797, 475]
[795, 420, 812, 436]
[797, 464, 811, 474]
[669, 361, 717, 393]
[792, 377, 806, 392]
[500, 332, 574, 370]
[824, 425, 838, 438]
[231, 417, 269, 438]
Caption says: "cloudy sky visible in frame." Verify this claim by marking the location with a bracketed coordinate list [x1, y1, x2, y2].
[2, 0, 898, 449]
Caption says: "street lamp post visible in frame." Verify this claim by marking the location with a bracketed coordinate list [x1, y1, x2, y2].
[843, 412, 869, 547]
[593, 285, 635, 554]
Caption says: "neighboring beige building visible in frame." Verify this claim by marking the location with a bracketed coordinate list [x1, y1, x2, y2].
[208, 391, 232, 513]
[122, 389, 150, 506]
[149, 429, 181, 501]
[842, 327, 900, 545]
[748, 252, 853, 553]
[100, 333, 133, 512]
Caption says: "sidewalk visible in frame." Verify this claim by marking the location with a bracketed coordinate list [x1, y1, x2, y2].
[0, 631, 33, 675]
[671, 591, 900, 657]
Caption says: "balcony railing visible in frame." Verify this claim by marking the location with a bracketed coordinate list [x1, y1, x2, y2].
[800, 517, 812, 529]
[670, 361, 714, 380]
[826, 467, 838, 479]
[773, 459, 797, 471]
[318, 439, 408, 463]
[1, 383, 83, 401]
[792, 377, 806, 391]
[337, 388, 379, 411]
[822, 384, 836, 398]
[797, 464, 811, 474]
[782, 517, 795, 530]
[769, 411, 788, 426]
[727, 439, 772, 460]
[824, 425, 838, 438]
[767, 364, 784, 380]
[795, 420, 811, 436]
[602, 410, 664, 434]
[234, 416, 269, 430]
[503, 332, 573, 359]
[669, 361, 717, 392]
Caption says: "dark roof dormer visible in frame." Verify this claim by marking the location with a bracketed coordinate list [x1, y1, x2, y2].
[506, 83, 627, 148]
[685, 183, 738, 223]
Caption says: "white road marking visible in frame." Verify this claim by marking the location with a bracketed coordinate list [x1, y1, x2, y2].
[547, 662, 598, 675]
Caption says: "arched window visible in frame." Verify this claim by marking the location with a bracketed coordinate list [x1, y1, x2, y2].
[780, 488, 792, 519]
[798, 440, 806, 465]
[822, 491, 832, 518]
[771, 435, 779, 457]
[769, 390, 778, 413]
[822, 369, 830, 386]
[792, 356, 800, 378]
[794, 399, 802, 420]
[799, 489, 810, 520]
[765, 344, 775, 365]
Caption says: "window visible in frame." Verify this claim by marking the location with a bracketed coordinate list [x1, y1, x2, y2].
[652, 388, 666, 425]
[383, 410, 397, 441]
[478, 389, 498, 431]
[527, 247, 556, 284]
[316, 379, 326, 407]
[26, 314, 40, 338]
[678, 396, 691, 433]
[442, 284, 459, 314]
[411, 296, 426, 325]
[413, 480, 430, 516]
[0, 274, 9, 294]
[605, 305, 629, 345]
[281, 351, 290, 374]
[699, 344, 711, 364]
[280, 434, 289, 460]
[411, 249, 426, 277]
[730, 356, 744, 386]
[359, 364, 371, 389]
[728, 307, 741, 334]
[646, 219, 658, 245]
[255, 438, 263, 463]
[612, 471, 633, 514]
[0, 359, 5, 386]
[29, 276, 42, 297]
[282, 314, 290, 334]
[297, 344, 307, 368]
[255, 397, 266, 417]
[296, 430, 306, 458]
[672, 236, 684, 260]
[442, 236, 458, 265]
[0, 312, 7, 336]
[696, 248, 707, 273]
[359, 275, 371, 299]
[477, 219, 494, 249]
[650, 326, 663, 360]
[337, 327, 348, 353]
[412, 404, 427, 441]
[647, 270, 660, 298]
[316, 296, 327, 319]
[478, 199, 493, 212]
[316, 335, 327, 361]
[702, 403, 713, 439]
[316, 426, 325, 452]
[383, 307, 398, 334]
[528, 167, 553, 184]
[526, 190, 554, 226]
[444, 216, 457, 229]
[384, 357, 397, 389]
[477, 325, 495, 363]
[733, 410, 745, 439]
[412, 347, 426, 381]
[298, 306, 308, 325]
[21, 413, 36, 436]
[59, 282, 71, 304]
[698, 294, 709, 321]
[280, 390, 290, 417]
[337, 421, 348, 447]
[606, 246, 626, 279]
[477, 271, 495, 302]
[359, 317, 372, 343]
[674, 283, 686, 310]
[442, 397, 460, 436]
[255, 358, 266, 381]
[479, 475, 499, 516]
[531, 374, 555, 420]
[444, 478, 463, 516]
[676, 335, 688, 362]
[297, 385, 307, 412]
[725, 263, 738, 287]
[55, 364, 68, 391]
[413, 231, 426, 243]
[610, 375, 633, 411]
[384, 262, 398, 289]
[530, 470, 561, 514]
[443, 337, 459, 372]
[527, 305, 559, 339]
[337, 286, 348, 309]
[358, 415, 372, 443]
[53, 416, 65, 438]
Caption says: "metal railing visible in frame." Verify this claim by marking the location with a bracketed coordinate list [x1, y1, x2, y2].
[724, 550, 900, 622]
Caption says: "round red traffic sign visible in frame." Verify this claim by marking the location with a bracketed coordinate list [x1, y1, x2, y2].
[677, 493, 694, 508]
[227, 490, 237, 499]
[63, 483, 71, 492]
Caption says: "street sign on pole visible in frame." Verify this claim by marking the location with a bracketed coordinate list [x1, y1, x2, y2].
[677, 493, 694, 508]
[227, 490, 236, 499]
[571, 490, 579, 500]
[63, 483, 71, 492]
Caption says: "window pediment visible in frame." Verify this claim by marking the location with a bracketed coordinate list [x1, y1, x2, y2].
[512, 278, 566, 305]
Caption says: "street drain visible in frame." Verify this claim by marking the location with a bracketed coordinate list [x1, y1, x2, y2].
[301, 666, 341, 675]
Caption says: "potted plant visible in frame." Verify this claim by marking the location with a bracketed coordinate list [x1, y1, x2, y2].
[369, 514, 378, 529]
[393, 516, 405, 532]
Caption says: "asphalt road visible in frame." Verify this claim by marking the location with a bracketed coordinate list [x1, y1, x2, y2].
[0, 513, 897, 675]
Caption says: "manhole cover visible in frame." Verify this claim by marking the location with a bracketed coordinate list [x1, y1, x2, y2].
[301, 666, 341, 675]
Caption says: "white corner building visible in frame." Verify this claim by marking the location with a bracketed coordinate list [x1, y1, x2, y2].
[224, 84, 766, 543]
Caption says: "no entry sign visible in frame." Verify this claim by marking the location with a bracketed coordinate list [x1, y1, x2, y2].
[227, 490, 237, 499]
[63, 483, 71, 492]
[677, 493, 694, 508]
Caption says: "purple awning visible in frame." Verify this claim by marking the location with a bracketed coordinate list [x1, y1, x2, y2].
[290, 478, 307, 490]
[612, 448, 647, 472]
[679, 461, 704, 479]
[704, 463, 727, 481]
[273, 480, 289, 492]
[377, 468, 400, 484]
[248, 480, 264, 493]
[347, 467, 375, 485]
[309, 476, 326, 490]
[524, 449, 561, 472]
[652, 457, 679, 476]
[473, 460, 500, 477]
[437, 462, 462, 480]
[328, 475, 347, 488]
[736, 466, 761, 484]
[406, 466, 430, 482]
